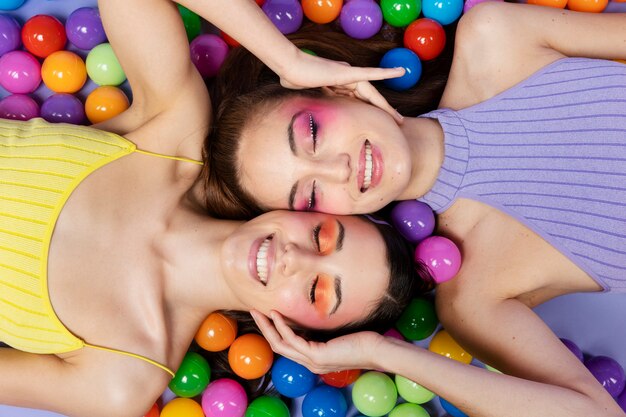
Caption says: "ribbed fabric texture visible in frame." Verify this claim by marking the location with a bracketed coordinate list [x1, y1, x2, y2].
[419, 58, 626, 292]
[0, 118, 135, 353]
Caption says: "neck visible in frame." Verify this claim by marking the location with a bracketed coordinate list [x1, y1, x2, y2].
[397, 116, 444, 200]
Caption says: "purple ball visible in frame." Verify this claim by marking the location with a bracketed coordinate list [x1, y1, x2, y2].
[262, 0, 303, 35]
[560, 338, 584, 362]
[584, 355, 626, 398]
[0, 94, 39, 120]
[0, 50, 41, 94]
[201, 378, 248, 417]
[617, 388, 626, 412]
[41, 93, 85, 124]
[190, 34, 229, 78]
[340, 0, 383, 40]
[66, 7, 107, 50]
[0, 14, 21, 55]
[391, 200, 435, 243]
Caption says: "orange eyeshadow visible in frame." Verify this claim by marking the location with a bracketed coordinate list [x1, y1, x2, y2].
[314, 273, 334, 316]
[319, 218, 338, 255]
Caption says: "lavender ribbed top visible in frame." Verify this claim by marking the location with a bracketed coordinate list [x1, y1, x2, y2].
[418, 58, 626, 292]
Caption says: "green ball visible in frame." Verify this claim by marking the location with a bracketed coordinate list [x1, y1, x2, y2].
[395, 375, 435, 404]
[395, 297, 438, 341]
[484, 364, 502, 374]
[86, 43, 127, 86]
[388, 403, 430, 417]
[168, 351, 211, 397]
[300, 48, 317, 56]
[380, 0, 421, 27]
[352, 371, 397, 417]
[178, 4, 202, 41]
[245, 396, 290, 417]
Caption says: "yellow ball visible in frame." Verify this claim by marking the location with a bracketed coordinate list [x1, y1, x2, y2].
[160, 398, 204, 417]
[85, 86, 129, 124]
[41, 51, 87, 93]
[428, 329, 472, 364]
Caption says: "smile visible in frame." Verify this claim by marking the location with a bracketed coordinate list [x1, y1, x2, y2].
[256, 235, 273, 285]
[359, 140, 383, 193]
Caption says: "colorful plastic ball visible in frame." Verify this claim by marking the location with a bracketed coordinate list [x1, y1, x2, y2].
[41, 51, 87, 93]
[380, 0, 420, 28]
[422, 0, 463, 26]
[0, 14, 21, 55]
[262, 0, 304, 35]
[383, 328, 405, 341]
[0, 50, 40, 94]
[245, 395, 290, 417]
[190, 34, 229, 78]
[271, 355, 317, 398]
[202, 378, 248, 417]
[560, 338, 584, 362]
[566, 0, 608, 12]
[339, 0, 383, 40]
[221, 31, 240, 48]
[143, 402, 159, 417]
[66, 7, 107, 50]
[414, 235, 462, 284]
[178, 4, 202, 42]
[86, 43, 127, 86]
[85, 86, 130, 124]
[21, 15, 66, 58]
[584, 355, 626, 398]
[302, 385, 348, 417]
[228, 333, 274, 380]
[0, 0, 24, 10]
[380, 48, 422, 91]
[320, 369, 362, 388]
[439, 397, 467, 417]
[388, 403, 429, 417]
[390, 200, 435, 244]
[168, 351, 211, 397]
[41, 93, 85, 124]
[195, 311, 238, 352]
[395, 297, 438, 341]
[429, 329, 472, 364]
[0, 94, 39, 120]
[161, 398, 205, 417]
[352, 371, 397, 417]
[395, 374, 435, 404]
[302, 0, 343, 24]
[617, 388, 626, 412]
[462, 0, 503, 12]
[403, 18, 446, 61]
[484, 364, 502, 374]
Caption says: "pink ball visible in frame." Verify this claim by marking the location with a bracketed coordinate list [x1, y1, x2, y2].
[463, 0, 503, 13]
[201, 378, 248, 417]
[190, 34, 229, 78]
[383, 328, 405, 341]
[0, 94, 39, 120]
[0, 50, 41, 94]
[414, 235, 462, 284]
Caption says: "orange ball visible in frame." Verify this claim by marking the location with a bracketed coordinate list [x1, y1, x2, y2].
[85, 86, 129, 124]
[160, 398, 204, 417]
[143, 403, 159, 417]
[302, 0, 343, 24]
[566, 0, 608, 12]
[527, 0, 567, 8]
[428, 329, 473, 364]
[228, 333, 274, 380]
[41, 51, 87, 93]
[195, 312, 238, 352]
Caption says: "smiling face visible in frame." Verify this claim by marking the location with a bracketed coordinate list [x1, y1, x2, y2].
[219, 210, 390, 330]
[236, 96, 412, 215]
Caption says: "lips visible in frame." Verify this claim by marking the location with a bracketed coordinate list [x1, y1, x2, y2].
[358, 140, 383, 192]
[248, 234, 274, 285]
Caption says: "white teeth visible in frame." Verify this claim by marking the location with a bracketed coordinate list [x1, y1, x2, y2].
[363, 141, 372, 190]
[256, 237, 271, 284]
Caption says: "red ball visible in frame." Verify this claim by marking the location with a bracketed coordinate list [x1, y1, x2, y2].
[320, 369, 362, 388]
[403, 18, 446, 61]
[220, 31, 240, 48]
[21, 15, 66, 58]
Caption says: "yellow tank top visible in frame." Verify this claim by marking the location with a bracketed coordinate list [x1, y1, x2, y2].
[0, 118, 202, 378]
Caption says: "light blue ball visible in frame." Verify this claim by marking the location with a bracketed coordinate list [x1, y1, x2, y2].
[302, 385, 348, 417]
[380, 47, 422, 91]
[0, 0, 25, 10]
[440, 397, 468, 417]
[422, 0, 463, 26]
[271, 356, 317, 398]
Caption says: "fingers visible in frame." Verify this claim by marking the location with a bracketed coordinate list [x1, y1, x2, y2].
[339, 66, 406, 84]
[250, 310, 310, 364]
[354, 82, 404, 124]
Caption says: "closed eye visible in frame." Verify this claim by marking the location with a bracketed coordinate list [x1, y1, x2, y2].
[307, 181, 317, 211]
[308, 113, 318, 152]
[309, 276, 319, 303]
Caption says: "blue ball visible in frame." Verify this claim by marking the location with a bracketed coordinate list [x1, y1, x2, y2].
[380, 48, 422, 91]
[422, 0, 463, 26]
[271, 356, 317, 398]
[0, 0, 25, 11]
[440, 397, 468, 417]
[302, 385, 348, 417]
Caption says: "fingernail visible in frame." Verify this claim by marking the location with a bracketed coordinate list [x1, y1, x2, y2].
[395, 110, 404, 120]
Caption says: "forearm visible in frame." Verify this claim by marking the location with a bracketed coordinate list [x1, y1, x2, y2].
[374, 338, 624, 417]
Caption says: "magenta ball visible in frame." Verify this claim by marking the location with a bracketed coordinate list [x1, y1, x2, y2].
[0, 50, 41, 94]
[41, 93, 85, 124]
[201, 378, 248, 417]
[0, 14, 21, 55]
[262, 0, 303, 35]
[584, 356, 626, 398]
[339, 0, 383, 40]
[66, 7, 107, 50]
[383, 328, 405, 341]
[560, 338, 584, 362]
[415, 235, 461, 283]
[0, 94, 39, 120]
[190, 34, 229, 78]
[463, 0, 503, 13]
[391, 200, 435, 244]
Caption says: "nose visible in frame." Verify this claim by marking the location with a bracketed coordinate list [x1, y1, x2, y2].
[279, 243, 319, 278]
[311, 153, 351, 184]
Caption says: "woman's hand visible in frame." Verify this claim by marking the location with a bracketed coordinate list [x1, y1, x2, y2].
[251, 310, 385, 374]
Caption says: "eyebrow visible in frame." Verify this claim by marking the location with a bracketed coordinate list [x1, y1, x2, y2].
[330, 276, 342, 315]
[287, 111, 305, 210]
